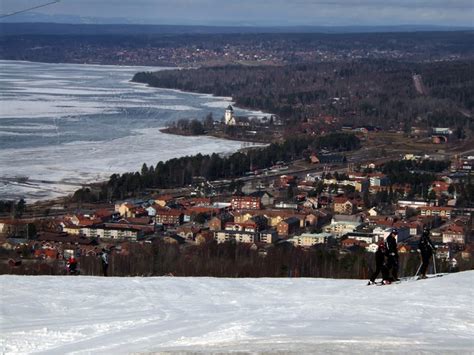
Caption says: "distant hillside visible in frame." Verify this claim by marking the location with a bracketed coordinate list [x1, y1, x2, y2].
[0, 22, 472, 36]
[133, 60, 474, 130]
[1, 28, 472, 67]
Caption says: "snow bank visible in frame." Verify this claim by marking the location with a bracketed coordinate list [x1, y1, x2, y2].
[1, 271, 473, 354]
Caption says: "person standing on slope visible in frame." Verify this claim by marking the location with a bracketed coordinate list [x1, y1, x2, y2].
[368, 240, 390, 285]
[100, 249, 109, 277]
[67, 254, 78, 275]
[385, 229, 400, 282]
[418, 227, 436, 279]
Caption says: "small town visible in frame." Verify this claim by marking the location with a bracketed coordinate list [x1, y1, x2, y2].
[1, 115, 472, 277]
[1, 1, 474, 353]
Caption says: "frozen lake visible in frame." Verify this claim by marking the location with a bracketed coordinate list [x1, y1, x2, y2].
[0, 61, 264, 201]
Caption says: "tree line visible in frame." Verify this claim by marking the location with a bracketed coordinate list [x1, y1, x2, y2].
[133, 59, 473, 132]
[0, 199, 26, 218]
[2, 239, 461, 278]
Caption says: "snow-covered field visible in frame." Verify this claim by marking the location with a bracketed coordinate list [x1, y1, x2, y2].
[0, 61, 267, 201]
[1, 271, 473, 354]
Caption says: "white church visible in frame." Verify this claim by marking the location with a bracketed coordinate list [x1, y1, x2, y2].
[224, 105, 282, 126]
[224, 105, 250, 126]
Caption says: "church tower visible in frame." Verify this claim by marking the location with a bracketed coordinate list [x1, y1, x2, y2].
[224, 105, 234, 125]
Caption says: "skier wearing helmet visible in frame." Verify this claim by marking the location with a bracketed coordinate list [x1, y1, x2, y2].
[385, 229, 400, 282]
[368, 240, 390, 285]
[418, 227, 436, 279]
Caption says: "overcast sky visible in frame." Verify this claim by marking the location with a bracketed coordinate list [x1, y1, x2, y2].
[2, 0, 474, 26]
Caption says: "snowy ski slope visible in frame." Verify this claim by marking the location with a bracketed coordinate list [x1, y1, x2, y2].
[1, 271, 473, 353]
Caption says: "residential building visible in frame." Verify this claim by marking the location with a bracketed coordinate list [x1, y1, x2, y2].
[154, 195, 174, 207]
[333, 197, 356, 215]
[231, 195, 261, 210]
[275, 201, 298, 209]
[344, 232, 376, 245]
[0, 219, 29, 237]
[366, 243, 378, 253]
[225, 222, 259, 233]
[277, 217, 300, 237]
[209, 214, 234, 231]
[214, 230, 258, 244]
[323, 220, 362, 238]
[249, 191, 274, 207]
[369, 174, 390, 187]
[289, 232, 333, 247]
[442, 224, 466, 244]
[397, 200, 430, 209]
[233, 209, 306, 228]
[419, 206, 453, 220]
[80, 224, 153, 241]
[155, 209, 183, 226]
[116, 202, 135, 217]
[176, 226, 201, 240]
[259, 230, 278, 244]
[146, 205, 157, 217]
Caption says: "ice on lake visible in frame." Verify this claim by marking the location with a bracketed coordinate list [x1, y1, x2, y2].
[0, 61, 264, 201]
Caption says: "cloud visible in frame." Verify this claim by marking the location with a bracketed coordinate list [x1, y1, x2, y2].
[2, 0, 473, 26]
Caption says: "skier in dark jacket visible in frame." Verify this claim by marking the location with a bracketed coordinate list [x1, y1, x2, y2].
[385, 229, 399, 281]
[368, 241, 390, 285]
[418, 227, 436, 279]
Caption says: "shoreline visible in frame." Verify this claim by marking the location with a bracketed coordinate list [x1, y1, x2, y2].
[0, 59, 178, 70]
[0, 60, 270, 205]
[130, 72, 273, 119]
[158, 127, 272, 145]
[1, 130, 264, 205]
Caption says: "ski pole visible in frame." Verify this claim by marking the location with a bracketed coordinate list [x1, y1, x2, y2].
[414, 262, 422, 279]
[432, 253, 437, 275]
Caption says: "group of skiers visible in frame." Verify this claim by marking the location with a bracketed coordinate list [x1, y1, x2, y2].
[65, 231, 437, 281]
[66, 248, 109, 276]
[368, 227, 436, 285]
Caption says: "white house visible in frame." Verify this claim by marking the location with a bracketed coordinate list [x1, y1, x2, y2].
[345, 233, 375, 244]
[146, 206, 157, 217]
[289, 232, 333, 247]
[397, 200, 429, 209]
[372, 226, 410, 243]
[214, 230, 258, 244]
[80, 226, 139, 241]
[367, 207, 379, 216]
[323, 221, 361, 238]
[372, 227, 391, 242]
[366, 243, 379, 253]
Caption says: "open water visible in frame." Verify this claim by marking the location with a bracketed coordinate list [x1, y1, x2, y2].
[0, 60, 264, 200]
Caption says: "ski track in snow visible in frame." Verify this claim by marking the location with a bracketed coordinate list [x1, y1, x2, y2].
[0, 271, 473, 354]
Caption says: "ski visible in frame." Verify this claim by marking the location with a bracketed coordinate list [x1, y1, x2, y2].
[368, 273, 446, 285]
[375, 280, 402, 286]
[415, 274, 445, 281]
[366, 273, 447, 286]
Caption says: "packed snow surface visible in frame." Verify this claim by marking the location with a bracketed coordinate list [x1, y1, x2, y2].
[1, 272, 473, 354]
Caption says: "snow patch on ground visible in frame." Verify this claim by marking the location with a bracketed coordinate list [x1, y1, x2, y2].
[0, 272, 473, 354]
